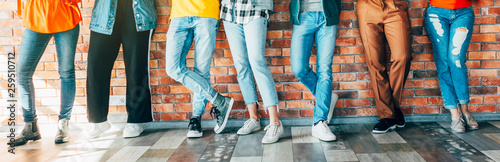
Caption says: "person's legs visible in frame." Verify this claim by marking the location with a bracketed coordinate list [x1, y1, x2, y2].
[384, 0, 412, 126]
[448, 7, 474, 108]
[191, 17, 219, 118]
[357, 0, 394, 119]
[242, 18, 280, 120]
[223, 21, 259, 106]
[54, 25, 80, 121]
[17, 28, 53, 123]
[52, 25, 80, 144]
[449, 7, 476, 130]
[424, 6, 458, 111]
[121, 1, 153, 124]
[291, 12, 318, 95]
[14, 28, 52, 146]
[313, 14, 336, 124]
[86, 31, 122, 123]
[165, 18, 218, 103]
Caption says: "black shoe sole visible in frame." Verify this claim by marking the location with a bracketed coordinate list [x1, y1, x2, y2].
[372, 125, 396, 134]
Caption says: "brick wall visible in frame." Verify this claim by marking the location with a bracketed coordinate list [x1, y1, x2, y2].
[0, 0, 499, 124]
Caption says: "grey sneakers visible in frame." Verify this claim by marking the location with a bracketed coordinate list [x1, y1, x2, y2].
[211, 94, 234, 134]
[14, 120, 41, 146]
[55, 120, 70, 144]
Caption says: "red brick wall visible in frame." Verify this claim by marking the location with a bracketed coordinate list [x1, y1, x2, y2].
[0, 0, 499, 123]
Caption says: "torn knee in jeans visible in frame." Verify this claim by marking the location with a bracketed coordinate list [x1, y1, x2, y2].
[451, 27, 469, 56]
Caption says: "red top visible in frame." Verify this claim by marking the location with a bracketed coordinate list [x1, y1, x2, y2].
[430, 0, 472, 9]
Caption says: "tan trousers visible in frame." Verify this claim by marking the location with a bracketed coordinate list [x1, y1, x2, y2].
[356, 0, 412, 119]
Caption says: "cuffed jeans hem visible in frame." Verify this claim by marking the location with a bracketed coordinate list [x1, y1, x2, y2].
[445, 104, 459, 110]
[23, 118, 36, 123]
[313, 118, 327, 124]
[459, 99, 470, 105]
[58, 117, 71, 121]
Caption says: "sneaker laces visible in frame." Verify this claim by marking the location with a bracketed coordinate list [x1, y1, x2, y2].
[320, 121, 331, 134]
[242, 119, 256, 129]
[210, 106, 221, 121]
[188, 118, 199, 128]
[264, 123, 279, 137]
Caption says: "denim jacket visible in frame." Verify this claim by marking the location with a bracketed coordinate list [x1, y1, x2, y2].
[90, 0, 157, 35]
[290, 0, 341, 26]
[221, 0, 273, 11]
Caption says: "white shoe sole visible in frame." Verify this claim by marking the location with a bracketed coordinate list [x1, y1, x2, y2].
[312, 133, 337, 142]
[372, 125, 396, 134]
[187, 131, 203, 138]
[214, 98, 234, 134]
[123, 131, 143, 138]
[237, 127, 261, 135]
[327, 93, 338, 124]
[262, 126, 284, 144]
[123, 127, 144, 138]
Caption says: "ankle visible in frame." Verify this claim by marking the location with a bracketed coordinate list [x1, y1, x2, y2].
[271, 120, 281, 126]
[250, 117, 259, 121]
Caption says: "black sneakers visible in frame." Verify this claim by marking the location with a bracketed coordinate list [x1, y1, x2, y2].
[373, 118, 397, 134]
[395, 108, 405, 128]
[187, 117, 203, 138]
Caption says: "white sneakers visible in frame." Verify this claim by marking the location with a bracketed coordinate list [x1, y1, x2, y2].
[123, 123, 144, 138]
[87, 121, 111, 138]
[262, 122, 284, 144]
[237, 118, 283, 144]
[312, 120, 336, 141]
[237, 118, 261, 135]
[327, 93, 339, 124]
[87, 122, 144, 138]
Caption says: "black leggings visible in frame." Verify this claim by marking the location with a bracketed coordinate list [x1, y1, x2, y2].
[86, 0, 153, 123]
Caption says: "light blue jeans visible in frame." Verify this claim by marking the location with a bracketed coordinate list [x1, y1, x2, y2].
[424, 5, 474, 109]
[165, 17, 219, 117]
[223, 18, 279, 107]
[17, 25, 80, 122]
[291, 12, 337, 123]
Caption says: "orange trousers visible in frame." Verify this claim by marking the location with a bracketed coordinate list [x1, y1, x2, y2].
[356, 0, 412, 119]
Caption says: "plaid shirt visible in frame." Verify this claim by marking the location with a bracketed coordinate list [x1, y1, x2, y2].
[220, 0, 271, 25]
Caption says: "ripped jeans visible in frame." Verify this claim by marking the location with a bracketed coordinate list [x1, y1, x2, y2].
[424, 5, 474, 109]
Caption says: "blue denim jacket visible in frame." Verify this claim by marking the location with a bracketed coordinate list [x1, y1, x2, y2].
[90, 0, 157, 35]
[221, 0, 273, 11]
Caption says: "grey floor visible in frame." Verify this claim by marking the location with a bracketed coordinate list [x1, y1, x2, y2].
[2, 121, 500, 162]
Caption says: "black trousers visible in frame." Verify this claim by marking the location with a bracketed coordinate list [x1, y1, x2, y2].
[86, 0, 153, 123]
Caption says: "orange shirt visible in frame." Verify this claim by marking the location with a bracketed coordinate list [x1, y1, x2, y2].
[17, 0, 82, 34]
[430, 0, 472, 9]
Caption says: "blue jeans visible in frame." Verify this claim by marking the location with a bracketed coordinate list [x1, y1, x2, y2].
[17, 25, 80, 122]
[424, 5, 474, 109]
[165, 17, 219, 117]
[223, 18, 279, 107]
[291, 12, 337, 123]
